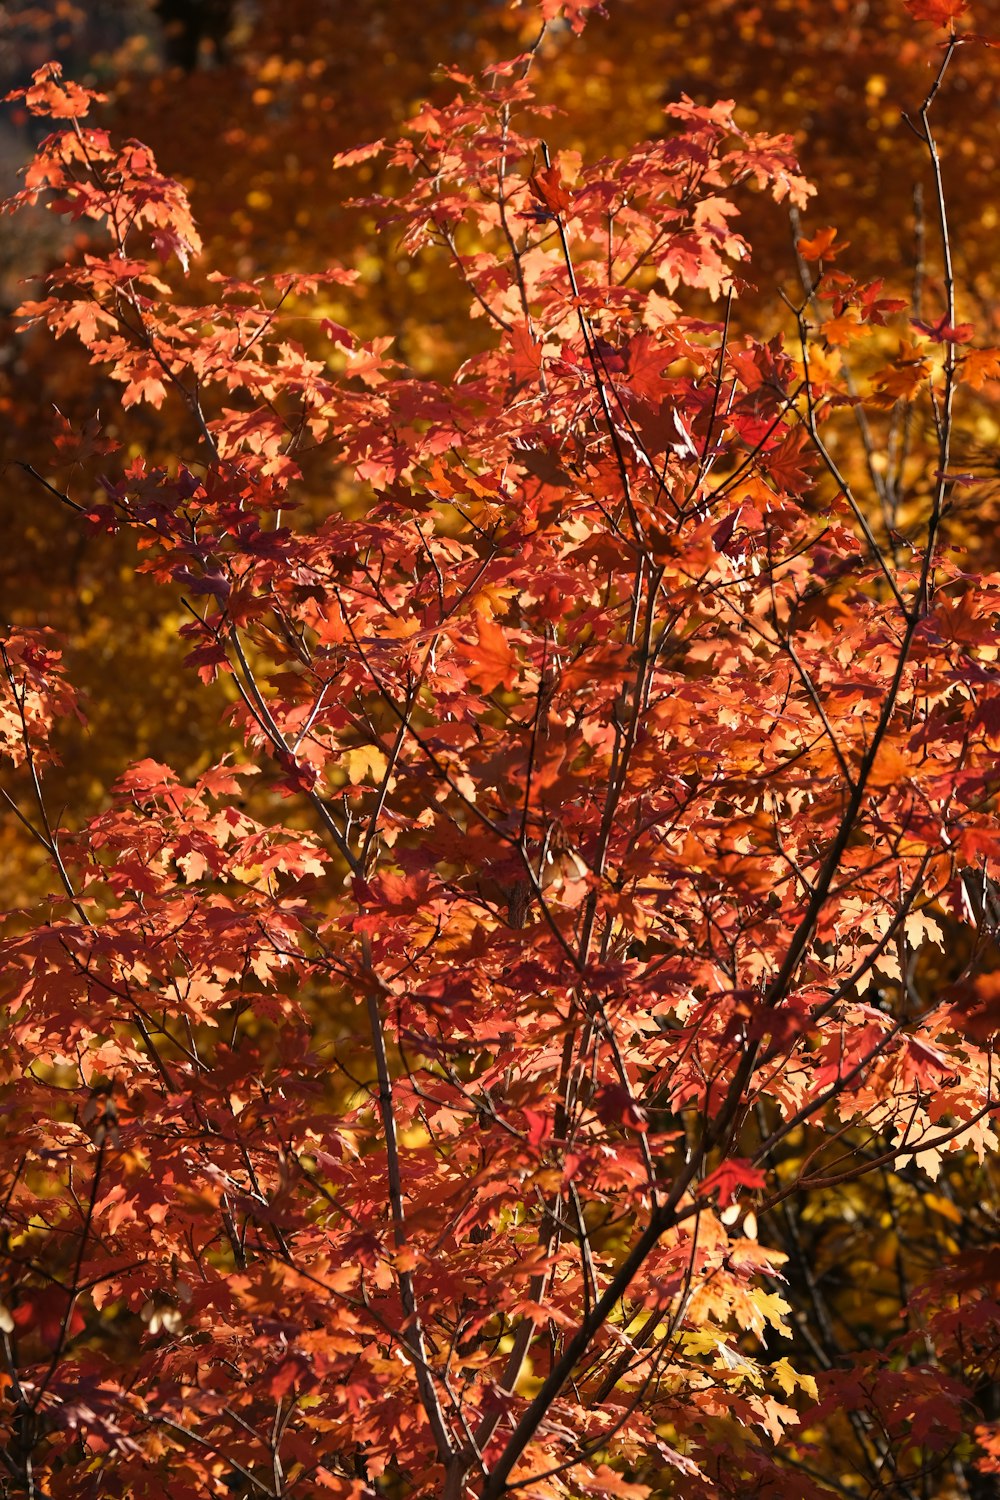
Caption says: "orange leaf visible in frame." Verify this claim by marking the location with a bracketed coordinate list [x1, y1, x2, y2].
[797, 226, 846, 262]
[454, 615, 518, 694]
[870, 339, 931, 402]
[960, 348, 1000, 389]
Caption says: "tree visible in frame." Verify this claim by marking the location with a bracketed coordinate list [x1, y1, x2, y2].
[1, 2, 999, 1496]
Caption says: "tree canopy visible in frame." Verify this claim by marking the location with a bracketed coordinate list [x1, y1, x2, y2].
[1, 2, 999, 1497]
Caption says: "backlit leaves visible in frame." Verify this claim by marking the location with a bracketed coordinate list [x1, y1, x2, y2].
[0, 5, 998, 1499]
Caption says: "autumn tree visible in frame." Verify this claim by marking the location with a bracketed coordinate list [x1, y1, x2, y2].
[5, 0, 1000, 883]
[1, 1, 1000, 1497]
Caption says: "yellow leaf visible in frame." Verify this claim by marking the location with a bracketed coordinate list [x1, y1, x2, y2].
[342, 744, 389, 784]
[472, 583, 518, 619]
[773, 1356, 819, 1402]
[682, 1328, 720, 1357]
[924, 1192, 962, 1225]
[904, 908, 943, 949]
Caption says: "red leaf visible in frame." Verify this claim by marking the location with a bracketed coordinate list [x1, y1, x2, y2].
[594, 1083, 649, 1131]
[508, 320, 543, 387]
[454, 614, 518, 693]
[523, 1109, 551, 1151]
[527, 165, 572, 216]
[701, 1159, 767, 1208]
[903, 0, 969, 22]
[910, 315, 975, 344]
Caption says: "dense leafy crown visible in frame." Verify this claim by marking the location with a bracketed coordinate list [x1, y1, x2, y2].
[1, 2, 1000, 1497]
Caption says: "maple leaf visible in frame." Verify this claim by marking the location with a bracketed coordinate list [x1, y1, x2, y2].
[522, 1109, 551, 1152]
[120, 365, 169, 409]
[856, 279, 907, 325]
[507, 320, 543, 387]
[527, 164, 572, 216]
[899, 1034, 953, 1087]
[760, 428, 816, 492]
[593, 1083, 649, 1131]
[911, 315, 975, 343]
[341, 744, 389, 784]
[10, 63, 104, 119]
[797, 225, 846, 262]
[869, 339, 932, 401]
[454, 614, 518, 693]
[579, 1467, 650, 1500]
[903, 0, 969, 24]
[172, 567, 231, 599]
[701, 1159, 768, 1207]
[960, 347, 1000, 388]
[622, 332, 671, 401]
[773, 1356, 818, 1402]
[534, 0, 608, 34]
[175, 842, 212, 883]
[821, 309, 861, 347]
[332, 140, 385, 169]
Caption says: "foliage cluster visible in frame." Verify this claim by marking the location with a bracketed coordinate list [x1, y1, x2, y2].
[1, 2, 999, 1497]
